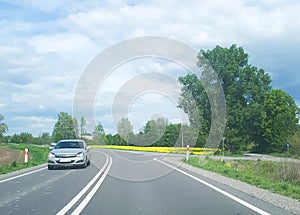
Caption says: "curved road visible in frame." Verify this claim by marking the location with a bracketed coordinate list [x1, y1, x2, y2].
[0, 149, 295, 215]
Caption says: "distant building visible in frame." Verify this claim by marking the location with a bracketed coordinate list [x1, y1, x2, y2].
[81, 133, 93, 140]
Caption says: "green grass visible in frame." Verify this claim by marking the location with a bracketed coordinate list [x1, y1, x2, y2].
[267, 152, 300, 160]
[0, 143, 49, 175]
[185, 157, 300, 200]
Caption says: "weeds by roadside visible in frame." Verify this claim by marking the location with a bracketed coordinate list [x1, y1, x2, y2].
[185, 157, 300, 200]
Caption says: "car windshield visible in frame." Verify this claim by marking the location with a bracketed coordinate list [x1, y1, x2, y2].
[55, 141, 84, 149]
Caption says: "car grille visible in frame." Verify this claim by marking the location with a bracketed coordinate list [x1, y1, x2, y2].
[57, 160, 75, 164]
[55, 154, 77, 158]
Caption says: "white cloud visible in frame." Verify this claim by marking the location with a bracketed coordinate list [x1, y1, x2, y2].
[28, 33, 96, 53]
[1, 0, 300, 135]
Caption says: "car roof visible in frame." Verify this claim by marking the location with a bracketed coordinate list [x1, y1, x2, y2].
[58, 139, 85, 143]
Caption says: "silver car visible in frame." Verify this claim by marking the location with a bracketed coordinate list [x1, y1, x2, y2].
[48, 139, 91, 170]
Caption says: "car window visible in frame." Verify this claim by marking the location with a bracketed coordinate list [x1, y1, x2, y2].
[55, 141, 83, 149]
[78, 141, 85, 149]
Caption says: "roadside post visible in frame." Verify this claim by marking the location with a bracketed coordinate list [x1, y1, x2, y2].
[24, 148, 28, 163]
[186, 145, 190, 161]
[286, 142, 290, 155]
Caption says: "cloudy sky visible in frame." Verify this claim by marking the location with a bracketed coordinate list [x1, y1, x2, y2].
[1, 0, 299, 136]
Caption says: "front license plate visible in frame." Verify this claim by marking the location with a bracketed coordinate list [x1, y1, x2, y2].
[58, 158, 72, 163]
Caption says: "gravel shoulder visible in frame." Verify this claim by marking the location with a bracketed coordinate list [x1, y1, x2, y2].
[163, 156, 300, 215]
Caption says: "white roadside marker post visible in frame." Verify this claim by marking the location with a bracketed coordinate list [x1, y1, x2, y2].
[24, 148, 28, 163]
[186, 145, 190, 161]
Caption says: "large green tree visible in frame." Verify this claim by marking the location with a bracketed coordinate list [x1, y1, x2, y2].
[52, 112, 76, 142]
[178, 74, 209, 147]
[0, 114, 8, 138]
[179, 45, 272, 152]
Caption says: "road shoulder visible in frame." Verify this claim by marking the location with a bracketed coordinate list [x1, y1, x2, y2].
[163, 156, 300, 215]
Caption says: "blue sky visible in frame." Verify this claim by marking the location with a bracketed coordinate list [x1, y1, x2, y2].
[1, 0, 299, 136]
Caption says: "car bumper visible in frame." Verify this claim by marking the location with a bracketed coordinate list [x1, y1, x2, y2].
[48, 158, 86, 167]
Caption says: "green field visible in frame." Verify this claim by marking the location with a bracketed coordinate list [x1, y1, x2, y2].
[90, 145, 219, 155]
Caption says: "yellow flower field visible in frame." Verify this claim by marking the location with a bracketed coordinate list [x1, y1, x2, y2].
[90, 145, 220, 155]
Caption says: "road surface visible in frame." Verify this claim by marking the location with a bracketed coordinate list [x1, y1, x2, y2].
[0, 149, 295, 215]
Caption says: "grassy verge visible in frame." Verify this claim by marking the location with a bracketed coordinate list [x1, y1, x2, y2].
[267, 152, 300, 160]
[90, 145, 219, 155]
[0, 144, 49, 175]
[185, 157, 300, 200]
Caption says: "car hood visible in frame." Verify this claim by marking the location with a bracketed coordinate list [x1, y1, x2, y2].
[51, 148, 84, 154]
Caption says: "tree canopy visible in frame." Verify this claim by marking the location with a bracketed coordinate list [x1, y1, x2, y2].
[259, 89, 300, 152]
[178, 44, 299, 153]
[92, 122, 107, 145]
[52, 112, 77, 142]
[117, 118, 134, 145]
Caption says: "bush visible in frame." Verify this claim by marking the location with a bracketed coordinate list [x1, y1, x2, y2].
[289, 132, 300, 156]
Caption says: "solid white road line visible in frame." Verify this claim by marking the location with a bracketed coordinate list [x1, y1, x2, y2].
[71, 156, 112, 215]
[154, 158, 271, 215]
[0, 166, 47, 184]
[56, 152, 110, 215]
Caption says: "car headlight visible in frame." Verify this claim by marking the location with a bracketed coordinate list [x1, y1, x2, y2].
[77, 152, 84, 158]
[48, 152, 55, 159]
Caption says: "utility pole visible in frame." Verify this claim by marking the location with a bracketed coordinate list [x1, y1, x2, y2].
[181, 130, 184, 148]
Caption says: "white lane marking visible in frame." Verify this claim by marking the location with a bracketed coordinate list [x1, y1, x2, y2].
[56, 152, 110, 215]
[0, 167, 47, 184]
[71, 156, 112, 215]
[155, 158, 271, 215]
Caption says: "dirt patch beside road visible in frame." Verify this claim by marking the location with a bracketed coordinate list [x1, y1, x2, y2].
[0, 146, 24, 166]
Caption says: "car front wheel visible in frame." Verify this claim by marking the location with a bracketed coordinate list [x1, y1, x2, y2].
[48, 165, 55, 170]
[81, 161, 87, 168]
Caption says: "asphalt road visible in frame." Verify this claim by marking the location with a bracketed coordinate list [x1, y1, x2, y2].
[0, 149, 295, 215]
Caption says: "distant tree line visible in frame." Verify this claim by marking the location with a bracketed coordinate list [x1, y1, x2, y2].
[106, 117, 185, 147]
[1, 131, 52, 145]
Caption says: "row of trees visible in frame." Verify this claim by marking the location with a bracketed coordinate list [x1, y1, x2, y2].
[102, 117, 197, 148]
[0, 113, 107, 145]
[0, 114, 53, 145]
[51, 113, 191, 148]
[1, 132, 52, 145]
